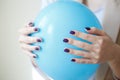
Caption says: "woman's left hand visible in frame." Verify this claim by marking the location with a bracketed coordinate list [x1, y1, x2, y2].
[63, 27, 117, 64]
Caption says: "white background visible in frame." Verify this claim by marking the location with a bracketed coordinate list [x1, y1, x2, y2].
[0, 0, 42, 80]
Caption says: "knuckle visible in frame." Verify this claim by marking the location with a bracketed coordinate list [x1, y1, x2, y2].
[30, 37, 36, 42]
[83, 60, 89, 64]
[74, 31, 80, 37]
[94, 55, 100, 60]
[98, 38, 104, 44]
[95, 48, 101, 53]
[28, 27, 35, 32]
[80, 43, 85, 48]
[84, 34, 89, 39]
[26, 37, 34, 42]
[93, 60, 99, 64]
[77, 52, 83, 56]
[96, 60, 100, 63]
[70, 49, 74, 53]
[86, 44, 92, 50]
[69, 38, 75, 44]
[83, 53, 89, 58]
[30, 46, 36, 51]
[71, 49, 79, 55]
[26, 37, 30, 42]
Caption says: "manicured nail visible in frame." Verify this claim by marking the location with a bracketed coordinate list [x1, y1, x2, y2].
[35, 47, 40, 51]
[71, 59, 76, 62]
[33, 56, 37, 58]
[64, 48, 70, 53]
[34, 28, 39, 32]
[29, 22, 35, 27]
[85, 27, 91, 30]
[70, 30, 75, 35]
[63, 38, 69, 43]
[37, 39, 42, 42]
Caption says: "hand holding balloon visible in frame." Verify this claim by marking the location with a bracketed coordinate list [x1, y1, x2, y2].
[64, 27, 117, 64]
[18, 22, 42, 58]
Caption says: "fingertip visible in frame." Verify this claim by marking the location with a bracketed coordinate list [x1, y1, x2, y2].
[34, 28, 40, 32]
[32, 53, 38, 58]
[71, 58, 76, 62]
[70, 30, 75, 35]
[35, 46, 40, 51]
[28, 22, 35, 27]
[37, 38, 42, 42]
[85, 27, 97, 34]
[64, 48, 70, 53]
[84, 27, 92, 33]
[63, 38, 69, 43]
[33, 55, 37, 58]
[85, 27, 91, 31]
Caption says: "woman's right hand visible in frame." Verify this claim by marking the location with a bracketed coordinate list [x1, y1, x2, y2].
[18, 22, 42, 58]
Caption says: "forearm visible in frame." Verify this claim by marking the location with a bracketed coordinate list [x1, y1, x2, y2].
[108, 44, 120, 78]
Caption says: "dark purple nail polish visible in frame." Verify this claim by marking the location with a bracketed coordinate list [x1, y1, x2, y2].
[34, 28, 39, 32]
[29, 22, 35, 27]
[63, 39, 69, 43]
[33, 56, 37, 58]
[71, 59, 76, 62]
[85, 27, 91, 30]
[37, 39, 42, 42]
[64, 48, 70, 53]
[70, 31, 75, 35]
[35, 47, 40, 51]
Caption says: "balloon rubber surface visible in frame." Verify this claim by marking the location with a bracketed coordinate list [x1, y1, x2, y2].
[32, 1, 102, 80]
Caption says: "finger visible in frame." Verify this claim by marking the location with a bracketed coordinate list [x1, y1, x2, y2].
[27, 22, 35, 27]
[71, 58, 96, 64]
[22, 50, 37, 58]
[19, 27, 39, 35]
[70, 30, 98, 43]
[90, 52, 99, 60]
[20, 43, 40, 51]
[64, 48, 92, 58]
[63, 38, 93, 51]
[85, 27, 107, 36]
[19, 35, 42, 44]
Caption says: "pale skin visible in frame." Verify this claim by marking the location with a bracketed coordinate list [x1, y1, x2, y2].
[19, 22, 120, 78]
[19, 0, 120, 79]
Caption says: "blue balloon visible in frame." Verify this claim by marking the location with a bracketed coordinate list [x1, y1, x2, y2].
[32, 1, 102, 80]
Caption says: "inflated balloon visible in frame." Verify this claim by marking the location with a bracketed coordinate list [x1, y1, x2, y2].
[32, 0, 102, 80]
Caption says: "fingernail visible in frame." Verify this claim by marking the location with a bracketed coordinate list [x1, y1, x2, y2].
[37, 39, 42, 42]
[29, 22, 35, 27]
[34, 28, 39, 32]
[33, 56, 37, 58]
[63, 38, 69, 43]
[85, 27, 91, 30]
[64, 48, 70, 53]
[71, 59, 76, 62]
[70, 30, 75, 35]
[35, 47, 40, 51]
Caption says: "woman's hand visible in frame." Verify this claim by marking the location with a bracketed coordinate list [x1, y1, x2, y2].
[18, 22, 42, 58]
[63, 27, 118, 64]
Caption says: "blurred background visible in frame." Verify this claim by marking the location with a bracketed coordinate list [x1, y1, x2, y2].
[0, 0, 42, 80]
